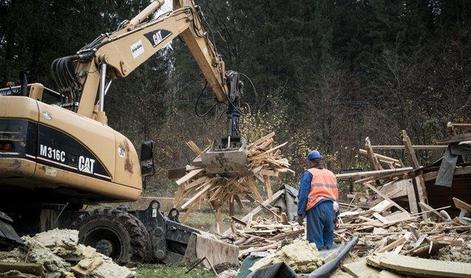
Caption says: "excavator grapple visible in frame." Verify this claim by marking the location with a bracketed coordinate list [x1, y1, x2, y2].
[200, 139, 250, 177]
[200, 71, 251, 177]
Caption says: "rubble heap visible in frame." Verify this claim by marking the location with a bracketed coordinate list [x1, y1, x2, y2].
[336, 201, 471, 259]
[233, 218, 304, 258]
[249, 240, 324, 273]
[0, 229, 133, 278]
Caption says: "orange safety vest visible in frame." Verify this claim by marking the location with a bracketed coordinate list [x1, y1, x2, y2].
[306, 168, 339, 211]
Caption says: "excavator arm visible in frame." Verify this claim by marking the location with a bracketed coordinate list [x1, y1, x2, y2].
[51, 0, 248, 176]
[52, 0, 229, 122]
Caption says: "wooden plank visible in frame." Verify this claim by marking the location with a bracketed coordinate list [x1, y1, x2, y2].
[376, 237, 407, 253]
[222, 189, 284, 236]
[264, 177, 273, 199]
[370, 200, 393, 213]
[371, 145, 447, 150]
[359, 149, 401, 164]
[418, 202, 447, 221]
[406, 179, 419, 213]
[231, 216, 247, 226]
[365, 137, 383, 170]
[247, 132, 275, 147]
[379, 179, 409, 199]
[342, 258, 380, 278]
[384, 212, 411, 223]
[364, 183, 410, 214]
[377, 253, 471, 278]
[180, 182, 213, 210]
[71, 257, 104, 277]
[250, 142, 288, 160]
[366, 254, 382, 268]
[186, 141, 203, 155]
[176, 168, 204, 185]
[402, 130, 420, 168]
[414, 176, 427, 207]
[413, 234, 427, 248]
[453, 197, 471, 213]
[336, 168, 413, 180]
[373, 213, 390, 224]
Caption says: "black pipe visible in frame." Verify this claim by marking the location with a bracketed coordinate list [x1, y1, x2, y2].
[308, 236, 358, 278]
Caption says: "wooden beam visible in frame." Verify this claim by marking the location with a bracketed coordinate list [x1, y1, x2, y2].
[406, 179, 419, 214]
[402, 130, 420, 168]
[371, 145, 447, 150]
[336, 167, 413, 180]
[365, 137, 383, 170]
[222, 189, 284, 236]
[363, 182, 410, 214]
[402, 130, 428, 205]
[376, 253, 471, 278]
[176, 168, 204, 186]
[359, 149, 401, 165]
[180, 182, 212, 210]
[379, 179, 409, 199]
[418, 202, 448, 221]
[452, 197, 471, 218]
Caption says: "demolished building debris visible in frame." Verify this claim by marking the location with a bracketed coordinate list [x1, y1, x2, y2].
[0, 229, 133, 278]
[230, 127, 471, 277]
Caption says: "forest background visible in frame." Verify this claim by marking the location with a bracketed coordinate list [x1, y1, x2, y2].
[1, 0, 470, 195]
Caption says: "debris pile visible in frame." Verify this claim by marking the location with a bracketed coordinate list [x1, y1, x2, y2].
[0, 229, 133, 278]
[336, 200, 471, 259]
[228, 185, 471, 277]
[342, 252, 471, 278]
[174, 132, 292, 230]
[249, 240, 324, 273]
[234, 218, 304, 258]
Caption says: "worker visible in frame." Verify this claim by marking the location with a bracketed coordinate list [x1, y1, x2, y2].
[297, 150, 339, 250]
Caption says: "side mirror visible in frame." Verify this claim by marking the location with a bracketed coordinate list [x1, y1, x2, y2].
[140, 140, 155, 178]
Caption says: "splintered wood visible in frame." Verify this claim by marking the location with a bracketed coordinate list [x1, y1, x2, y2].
[234, 218, 304, 258]
[336, 201, 471, 260]
[173, 132, 292, 231]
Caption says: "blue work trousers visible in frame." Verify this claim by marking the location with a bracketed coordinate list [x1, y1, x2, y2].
[306, 200, 335, 250]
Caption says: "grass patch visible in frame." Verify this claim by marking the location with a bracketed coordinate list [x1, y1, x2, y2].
[136, 264, 216, 278]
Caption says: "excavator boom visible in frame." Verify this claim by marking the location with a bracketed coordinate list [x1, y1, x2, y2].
[50, 0, 248, 176]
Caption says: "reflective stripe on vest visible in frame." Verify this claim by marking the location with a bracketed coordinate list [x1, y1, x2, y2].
[306, 168, 339, 211]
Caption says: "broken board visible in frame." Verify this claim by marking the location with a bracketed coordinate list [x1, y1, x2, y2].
[377, 253, 471, 278]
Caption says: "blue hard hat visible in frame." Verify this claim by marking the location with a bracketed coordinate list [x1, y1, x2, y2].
[307, 150, 322, 161]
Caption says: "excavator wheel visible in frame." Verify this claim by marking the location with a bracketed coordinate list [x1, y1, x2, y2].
[73, 207, 151, 264]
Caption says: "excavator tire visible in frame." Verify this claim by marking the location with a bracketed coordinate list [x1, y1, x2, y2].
[72, 207, 151, 264]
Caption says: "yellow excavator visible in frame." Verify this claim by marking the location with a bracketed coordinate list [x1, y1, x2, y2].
[0, 0, 245, 266]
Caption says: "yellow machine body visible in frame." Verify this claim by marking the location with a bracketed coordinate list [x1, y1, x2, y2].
[0, 95, 142, 203]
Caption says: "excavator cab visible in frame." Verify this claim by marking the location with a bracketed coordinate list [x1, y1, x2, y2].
[200, 71, 251, 177]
